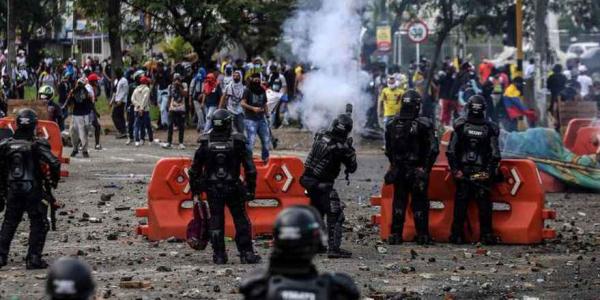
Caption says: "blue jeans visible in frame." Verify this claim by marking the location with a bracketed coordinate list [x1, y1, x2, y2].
[203, 105, 218, 133]
[134, 111, 153, 142]
[157, 89, 169, 126]
[244, 117, 270, 161]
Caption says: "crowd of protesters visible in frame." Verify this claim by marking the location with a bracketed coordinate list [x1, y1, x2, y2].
[370, 56, 600, 137]
[0, 50, 302, 161]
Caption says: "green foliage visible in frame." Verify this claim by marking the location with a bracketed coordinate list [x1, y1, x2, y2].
[159, 36, 194, 63]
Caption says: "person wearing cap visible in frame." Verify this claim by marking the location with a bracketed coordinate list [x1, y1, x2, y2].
[162, 73, 188, 149]
[131, 76, 154, 146]
[577, 65, 593, 99]
[86, 73, 102, 150]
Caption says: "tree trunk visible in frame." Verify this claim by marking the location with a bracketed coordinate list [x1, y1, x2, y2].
[106, 0, 123, 75]
[6, 0, 16, 77]
[533, 0, 549, 125]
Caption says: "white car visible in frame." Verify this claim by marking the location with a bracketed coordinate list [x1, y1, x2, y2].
[567, 42, 599, 57]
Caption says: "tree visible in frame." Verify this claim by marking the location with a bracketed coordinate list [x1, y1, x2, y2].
[76, 0, 124, 73]
[123, 0, 296, 64]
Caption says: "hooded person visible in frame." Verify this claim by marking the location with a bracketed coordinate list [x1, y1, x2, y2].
[198, 73, 223, 134]
[219, 70, 246, 133]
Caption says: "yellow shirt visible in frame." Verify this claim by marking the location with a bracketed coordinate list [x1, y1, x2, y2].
[379, 87, 404, 117]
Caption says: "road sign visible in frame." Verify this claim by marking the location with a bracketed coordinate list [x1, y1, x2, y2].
[376, 25, 392, 52]
[407, 20, 429, 44]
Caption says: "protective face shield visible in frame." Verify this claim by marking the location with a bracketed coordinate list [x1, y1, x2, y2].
[398, 89, 422, 119]
[466, 95, 486, 121]
[15, 108, 38, 137]
[330, 114, 353, 139]
[210, 109, 233, 136]
[272, 206, 325, 261]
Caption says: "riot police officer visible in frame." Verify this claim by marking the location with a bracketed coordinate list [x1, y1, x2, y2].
[188, 109, 261, 265]
[240, 206, 360, 300]
[384, 90, 439, 245]
[300, 112, 357, 258]
[0, 109, 61, 269]
[46, 257, 96, 300]
[447, 95, 501, 245]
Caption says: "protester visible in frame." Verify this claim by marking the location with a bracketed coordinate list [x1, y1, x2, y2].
[189, 68, 206, 132]
[162, 73, 188, 149]
[110, 68, 128, 138]
[378, 75, 404, 132]
[438, 65, 458, 126]
[57, 74, 71, 121]
[155, 60, 171, 129]
[86, 74, 102, 150]
[220, 70, 246, 133]
[131, 76, 154, 147]
[64, 78, 93, 158]
[577, 65, 593, 99]
[200, 73, 222, 134]
[242, 73, 271, 163]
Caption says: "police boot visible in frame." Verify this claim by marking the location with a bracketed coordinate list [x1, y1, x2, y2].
[316, 244, 328, 254]
[449, 234, 466, 245]
[327, 216, 352, 259]
[387, 233, 403, 245]
[481, 233, 498, 245]
[210, 230, 228, 265]
[414, 212, 432, 245]
[0, 254, 7, 268]
[240, 251, 262, 264]
[328, 248, 352, 259]
[26, 254, 48, 270]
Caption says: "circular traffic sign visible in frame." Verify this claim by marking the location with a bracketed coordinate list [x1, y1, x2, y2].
[407, 20, 429, 44]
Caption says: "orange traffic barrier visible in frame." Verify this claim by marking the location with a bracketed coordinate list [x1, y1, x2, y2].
[435, 130, 452, 165]
[0, 118, 69, 177]
[563, 118, 593, 150]
[136, 156, 310, 241]
[570, 126, 600, 156]
[371, 159, 556, 244]
[539, 171, 565, 193]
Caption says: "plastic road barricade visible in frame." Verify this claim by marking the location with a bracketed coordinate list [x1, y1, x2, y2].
[136, 156, 310, 241]
[371, 159, 556, 244]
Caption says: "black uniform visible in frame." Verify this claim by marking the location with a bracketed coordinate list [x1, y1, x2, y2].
[240, 206, 360, 300]
[188, 109, 260, 264]
[0, 110, 61, 269]
[300, 114, 357, 258]
[446, 95, 501, 244]
[384, 90, 438, 244]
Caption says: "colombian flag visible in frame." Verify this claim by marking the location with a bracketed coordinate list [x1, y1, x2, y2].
[502, 84, 537, 122]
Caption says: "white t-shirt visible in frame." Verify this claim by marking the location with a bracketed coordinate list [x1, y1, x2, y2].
[577, 75, 593, 97]
[113, 77, 129, 103]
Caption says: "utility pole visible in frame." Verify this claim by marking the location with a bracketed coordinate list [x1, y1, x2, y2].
[515, 0, 524, 73]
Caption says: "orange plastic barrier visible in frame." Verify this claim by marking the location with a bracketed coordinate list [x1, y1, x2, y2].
[0, 118, 69, 177]
[136, 156, 310, 241]
[563, 118, 593, 150]
[539, 171, 565, 193]
[435, 130, 452, 166]
[371, 159, 556, 244]
[570, 126, 600, 156]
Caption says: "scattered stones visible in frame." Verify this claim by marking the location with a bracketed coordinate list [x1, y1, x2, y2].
[156, 266, 172, 272]
[377, 246, 387, 254]
[216, 268, 233, 277]
[119, 281, 151, 289]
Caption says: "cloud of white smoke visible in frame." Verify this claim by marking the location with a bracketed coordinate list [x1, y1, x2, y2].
[283, 0, 370, 132]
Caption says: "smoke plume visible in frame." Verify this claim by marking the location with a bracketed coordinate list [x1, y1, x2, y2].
[282, 0, 370, 132]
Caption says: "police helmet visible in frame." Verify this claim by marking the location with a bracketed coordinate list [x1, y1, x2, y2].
[211, 109, 233, 135]
[330, 114, 353, 139]
[46, 257, 95, 300]
[272, 206, 325, 261]
[466, 95, 486, 121]
[16, 108, 38, 131]
[398, 89, 422, 119]
[39, 85, 55, 100]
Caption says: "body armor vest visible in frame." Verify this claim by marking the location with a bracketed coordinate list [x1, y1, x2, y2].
[266, 274, 331, 300]
[304, 133, 340, 182]
[460, 123, 490, 168]
[390, 118, 420, 164]
[6, 139, 37, 193]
